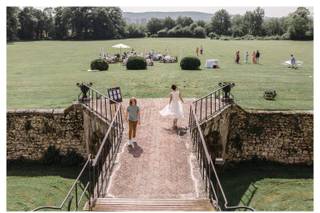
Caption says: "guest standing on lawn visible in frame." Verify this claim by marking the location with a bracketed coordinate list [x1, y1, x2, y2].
[126, 97, 140, 147]
[196, 47, 199, 56]
[235, 51, 240, 64]
[256, 50, 260, 64]
[200, 46, 204, 55]
[252, 51, 257, 64]
[160, 85, 185, 129]
[244, 51, 249, 64]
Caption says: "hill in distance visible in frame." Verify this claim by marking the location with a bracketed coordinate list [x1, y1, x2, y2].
[123, 11, 213, 24]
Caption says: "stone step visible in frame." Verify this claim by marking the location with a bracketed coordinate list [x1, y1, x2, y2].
[92, 198, 215, 211]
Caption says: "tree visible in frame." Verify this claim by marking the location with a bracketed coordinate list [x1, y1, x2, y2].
[176, 16, 193, 27]
[18, 7, 38, 40]
[231, 15, 245, 37]
[193, 26, 206, 38]
[286, 7, 312, 40]
[146, 18, 163, 35]
[126, 24, 145, 38]
[163, 17, 175, 29]
[7, 7, 20, 41]
[196, 20, 206, 28]
[263, 18, 285, 36]
[209, 9, 231, 35]
[242, 7, 265, 36]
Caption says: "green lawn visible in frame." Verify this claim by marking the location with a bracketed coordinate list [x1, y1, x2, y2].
[7, 38, 313, 110]
[221, 162, 313, 211]
[7, 163, 83, 211]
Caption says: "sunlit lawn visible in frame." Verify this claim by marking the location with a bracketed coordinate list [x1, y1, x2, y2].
[7, 38, 313, 110]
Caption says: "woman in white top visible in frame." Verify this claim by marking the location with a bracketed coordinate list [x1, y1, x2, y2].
[159, 84, 184, 129]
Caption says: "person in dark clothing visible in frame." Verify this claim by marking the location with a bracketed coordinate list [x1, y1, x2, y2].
[235, 51, 240, 64]
[256, 50, 260, 64]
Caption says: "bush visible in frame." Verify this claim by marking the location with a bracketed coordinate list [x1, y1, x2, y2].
[193, 26, 206, 38]
[126, 56, 147, 70]
[90, 59, 109, 71]
[61, 150, 85, 167]
[219, 36, 231, 41]
[180, 56, 201, 70]
[157, 28, 168, 37]
[42, 146, 62, 165]
[209, 32, 219, 39]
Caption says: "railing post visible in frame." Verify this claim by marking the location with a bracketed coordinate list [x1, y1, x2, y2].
[75, 183, 78, 210]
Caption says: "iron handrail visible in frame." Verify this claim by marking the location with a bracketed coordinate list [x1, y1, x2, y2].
[92, 104, 122, 166]
[32, 158, 91, 211]
[193, 85, 222, 103]
[190, 106, 254, 211]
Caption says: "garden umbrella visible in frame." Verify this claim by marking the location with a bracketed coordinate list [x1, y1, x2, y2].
[112, 43, 130, 55]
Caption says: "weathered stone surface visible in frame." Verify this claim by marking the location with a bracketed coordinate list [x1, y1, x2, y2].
[7, 104, 87, 160]
[202, 105, 313, 165]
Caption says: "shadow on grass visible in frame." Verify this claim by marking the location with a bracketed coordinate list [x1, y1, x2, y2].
[219, 160, 313, 208]
[7, 160, 82, 179]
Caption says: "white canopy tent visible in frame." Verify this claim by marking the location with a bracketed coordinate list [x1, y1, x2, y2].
[112, 43, 130, 56]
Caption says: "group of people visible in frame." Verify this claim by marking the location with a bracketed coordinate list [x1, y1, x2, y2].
[100, 48, 178, 66]
[196, 46, 204, 56]
[125, 84, 184, 148]
[235, 50, 261, 64]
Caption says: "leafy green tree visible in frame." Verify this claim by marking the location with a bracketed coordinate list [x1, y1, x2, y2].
[126, 24, 145, 38]
[209, 9, 231, 35]
[7, 7, 20, 41]
[231, 15, 245, 37]
[263, 18, 285, 36]
[18, 7, 38, 40]
[286, 7, 312, 40]
[176, 16, 193, 27]
[146, 18, 163, 35]
[163, 16, 175, 29]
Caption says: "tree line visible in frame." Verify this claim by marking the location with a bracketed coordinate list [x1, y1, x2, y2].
[7, 7, 313, 41]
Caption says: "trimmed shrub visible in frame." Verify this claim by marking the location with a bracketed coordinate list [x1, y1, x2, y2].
[90, 59, 109, 71]
[180, 56, 201, 70]
[126, 56, 147, 70]
[42, 146, 62, 165]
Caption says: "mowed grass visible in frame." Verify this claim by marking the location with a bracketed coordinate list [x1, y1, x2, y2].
[7, 38, 313, 109]
[221, 162, 313, 211]
[7, 163, 82, 211]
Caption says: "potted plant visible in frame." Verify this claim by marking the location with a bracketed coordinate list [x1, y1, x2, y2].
[76, 82, 93, 102]
[218, 82, 235, 103]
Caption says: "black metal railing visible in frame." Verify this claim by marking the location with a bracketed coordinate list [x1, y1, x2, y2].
[193, 83, 234, 124]
[77, 84, 118, 123]
[189, 84, 254, 211]
[33, 158, 91, 211]
[34, 85, 124, 211]
[89, 103, 123, 200]
[189, 106, 254, 211]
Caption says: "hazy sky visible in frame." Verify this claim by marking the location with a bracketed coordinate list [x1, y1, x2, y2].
[121, 7, 313, 17]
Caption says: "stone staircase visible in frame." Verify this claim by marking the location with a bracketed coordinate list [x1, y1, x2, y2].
[92, 198, 215, 211]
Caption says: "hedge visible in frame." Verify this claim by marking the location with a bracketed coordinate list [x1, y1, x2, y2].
[180, 56, 201, 70]
[126, 56, 147, 70]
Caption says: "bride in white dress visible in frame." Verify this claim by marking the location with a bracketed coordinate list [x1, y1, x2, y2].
[159, 85, 185, 129]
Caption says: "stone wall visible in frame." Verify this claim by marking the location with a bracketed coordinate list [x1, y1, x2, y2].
[202, 105, 313, 165]
[7, 104, 87, 160]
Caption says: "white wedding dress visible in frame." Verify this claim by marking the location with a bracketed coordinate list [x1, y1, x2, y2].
[159, 90, 184, 118]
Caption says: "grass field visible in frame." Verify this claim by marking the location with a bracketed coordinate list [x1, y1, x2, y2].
[7, 162, 313, 211]
[7, 163, 82, 211]
[7, 38, 313, 110]
[221, 162, 313, 211]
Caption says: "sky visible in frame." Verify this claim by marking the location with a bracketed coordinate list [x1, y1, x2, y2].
[121, 7, 313, 17]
